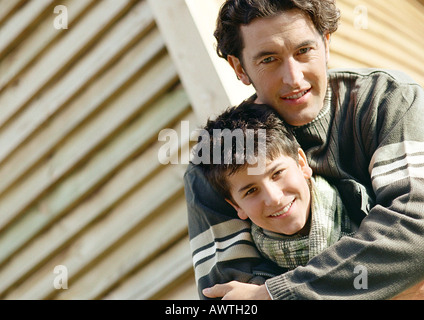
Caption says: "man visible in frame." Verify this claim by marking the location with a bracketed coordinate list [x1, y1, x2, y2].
[185, 0, 424, 299]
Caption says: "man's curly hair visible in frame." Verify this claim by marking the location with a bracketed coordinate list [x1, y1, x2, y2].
[214, 0, 340, 60]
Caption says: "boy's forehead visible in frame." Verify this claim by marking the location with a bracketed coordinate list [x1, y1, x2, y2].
[227, 154, 291, 187]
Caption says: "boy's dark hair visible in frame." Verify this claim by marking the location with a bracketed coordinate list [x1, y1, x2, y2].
[214, 0, 340, 61]
[193, 101, 300, 203]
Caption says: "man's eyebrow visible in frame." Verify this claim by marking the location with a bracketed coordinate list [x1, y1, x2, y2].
[296, 39, 318, 49]
[251, 39, 318, 62]
[252, 50, 278, 62]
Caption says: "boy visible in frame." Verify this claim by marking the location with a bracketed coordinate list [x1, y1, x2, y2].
[192, 101, 360, 271]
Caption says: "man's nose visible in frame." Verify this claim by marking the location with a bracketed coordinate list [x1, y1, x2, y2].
[281, 58, 303, 89]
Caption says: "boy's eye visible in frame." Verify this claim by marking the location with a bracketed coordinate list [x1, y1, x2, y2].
[244, 187, 257, 197]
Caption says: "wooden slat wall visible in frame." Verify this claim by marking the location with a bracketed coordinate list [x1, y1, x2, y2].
[0, 0, 197, 300]
[331, 0, 424, 85]
[0, 0, 423, 300]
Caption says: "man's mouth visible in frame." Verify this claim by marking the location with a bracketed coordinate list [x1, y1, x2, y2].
[282, 89, 310, 100]
[269, 199, 295, 217]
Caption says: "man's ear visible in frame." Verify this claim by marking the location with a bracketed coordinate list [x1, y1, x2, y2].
[323, 33, 331, 65]
[225, 198, 249, 220]
[227, 55, 251, 86]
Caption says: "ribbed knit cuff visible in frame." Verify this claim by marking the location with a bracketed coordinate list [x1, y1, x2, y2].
[265, 274, 299, 300]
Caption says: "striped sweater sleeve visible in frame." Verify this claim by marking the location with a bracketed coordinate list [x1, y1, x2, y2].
[184, 163, 287, 299]
[266, 70, 424, 299]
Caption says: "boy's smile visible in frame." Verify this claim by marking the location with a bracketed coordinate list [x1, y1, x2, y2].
[268, 198, 295, 218]
[226, 149, 313, 236]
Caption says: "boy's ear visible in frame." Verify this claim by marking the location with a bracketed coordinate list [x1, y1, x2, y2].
[225, 198, 249, 220]
[227, 55, 252, 86]
[298, 148, 313, 179]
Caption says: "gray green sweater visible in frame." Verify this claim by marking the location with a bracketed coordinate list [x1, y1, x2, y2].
[185, 68, 424, 300]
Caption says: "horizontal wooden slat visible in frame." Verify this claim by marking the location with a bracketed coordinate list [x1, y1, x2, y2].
[158, 273, 199, 300]
[356, 0, 422, 45]
[0, 27, 165, 199]
[0, 0, 56, 59]
[103, 236, 194, 300]
[0, 0, 96, 92]
[338, 1, 424, 67]
[0, 52, 178, 231]
[0, 0, 155, 176]
[0, 0, 27, 26]
[0, 82, 187, 268]
[4, 164, 187, 299]
[332, 0, 424, 85]
[0, 0, 136, 130]
[54, 196, 189, 300]
[0, 111, 197, 296]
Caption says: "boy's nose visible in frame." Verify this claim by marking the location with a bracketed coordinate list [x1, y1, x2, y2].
[262, 183, 283, 207]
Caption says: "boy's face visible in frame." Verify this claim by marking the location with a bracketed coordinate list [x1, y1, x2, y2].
[226, 149, 312, 236]
[228, 10, 330, 127]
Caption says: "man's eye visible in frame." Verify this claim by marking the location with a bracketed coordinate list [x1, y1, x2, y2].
[298, 47, 311, 55]
[272, 170, 284, 179]
[262, 57, 276, 64]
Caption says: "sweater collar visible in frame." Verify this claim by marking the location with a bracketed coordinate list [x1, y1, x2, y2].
[286, 87, 334, 156]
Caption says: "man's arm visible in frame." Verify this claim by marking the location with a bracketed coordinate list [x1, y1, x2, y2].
[184, 163, 286, 299]
[186, 70, 424, 300]
[265, 72, 424, 299]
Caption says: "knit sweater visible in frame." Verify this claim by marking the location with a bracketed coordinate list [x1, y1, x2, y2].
[185, 68, 424, 300]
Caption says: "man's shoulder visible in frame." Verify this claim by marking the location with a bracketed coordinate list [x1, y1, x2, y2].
[184, 162, 203, 181]
[328, 67, 419, 86]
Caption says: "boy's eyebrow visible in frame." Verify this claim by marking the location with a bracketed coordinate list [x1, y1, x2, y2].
[237, 183, 255, 195]
[251, 39, 318, 62]
[237, 162, 281, 194]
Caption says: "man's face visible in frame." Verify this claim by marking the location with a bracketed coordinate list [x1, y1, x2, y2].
[226, 149, 312, 236]
[228, 10, 330, 126]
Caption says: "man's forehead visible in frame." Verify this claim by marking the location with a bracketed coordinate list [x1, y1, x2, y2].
[240, 10, 319, 53]
[241, 9, 314, 31]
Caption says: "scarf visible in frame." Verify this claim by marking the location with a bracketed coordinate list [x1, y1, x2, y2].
[251, 175, 357, 270]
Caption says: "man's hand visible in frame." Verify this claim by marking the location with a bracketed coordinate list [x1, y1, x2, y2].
[391, 280, 424, 300]
[203, 281, 271, 300]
